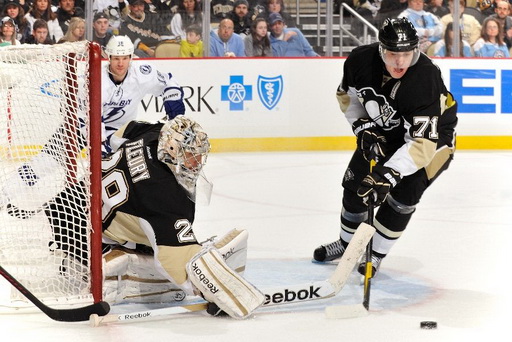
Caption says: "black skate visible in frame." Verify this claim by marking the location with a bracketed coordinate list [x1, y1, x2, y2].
[313, 239, 346, 263]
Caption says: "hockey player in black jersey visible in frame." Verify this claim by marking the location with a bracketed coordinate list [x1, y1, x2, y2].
[313, 18, 458, 277]
[99, 116, 264, 318]
[1, 116, 264, 319]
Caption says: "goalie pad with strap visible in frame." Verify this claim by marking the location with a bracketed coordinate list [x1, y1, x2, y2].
[186, 247, 264, 319]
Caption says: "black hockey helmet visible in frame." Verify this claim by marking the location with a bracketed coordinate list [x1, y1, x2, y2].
[378, 18, 420, 70]
[379, 18, 419, 52]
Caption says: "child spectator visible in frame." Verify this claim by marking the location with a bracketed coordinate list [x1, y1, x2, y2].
[244, 17, 272, 56]
[24, 18, 53, 44]
[473, 16, 510, 57]
[180, 23, 203, 57]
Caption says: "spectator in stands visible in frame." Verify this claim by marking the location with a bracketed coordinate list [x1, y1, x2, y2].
[24, 18, 53, 44]
[57, 16, 84, 43]
[25, 0, 64, 43]
[375, 0, 408, 28]
[244, 16, 272, 56]
[1, 0, 30, 43]
[229, 0, 252, 37]
[92, 0, 128, 35]
[473, 16, 510, 56]
[93, 12, 113, 55]
[440, 0, 482, 46]
[425, 0, 450, 18]
[489, 0, 512, 49]
[211, 0, 235, 24]
[268, 12, 318, 57]
[0, 16, 20, 45]
[258, 0, 296, 27]
[476, 0, 496, 16]
[210, 18, 246, 56]
[56, 0, 84, 35]
[399, 0, 444, 52]
[120, 0, 172, 57]
[180, 23, 203, 57]
[170, 0, 202, 41]
[432, 21, 473, 56]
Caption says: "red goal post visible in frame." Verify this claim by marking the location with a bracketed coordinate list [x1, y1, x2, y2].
[0, 41, 103, 309]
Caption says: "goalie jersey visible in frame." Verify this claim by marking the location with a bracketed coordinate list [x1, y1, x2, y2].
[338, 43, 458, 177]
[101, 121, 201, 295]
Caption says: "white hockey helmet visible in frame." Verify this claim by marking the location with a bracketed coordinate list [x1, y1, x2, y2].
[157, 116, 211, 199]
[105, 35, 134, 58]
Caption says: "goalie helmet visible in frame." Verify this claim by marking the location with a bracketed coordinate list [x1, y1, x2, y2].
[157, 116, 210, 199]
[105, 35, 134, 58]
[378, 18, 420, 67]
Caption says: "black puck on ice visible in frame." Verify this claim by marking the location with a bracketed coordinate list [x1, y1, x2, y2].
[420, 321, 437, 329]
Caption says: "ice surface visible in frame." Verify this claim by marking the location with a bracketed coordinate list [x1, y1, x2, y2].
[1, 151, 510, 341]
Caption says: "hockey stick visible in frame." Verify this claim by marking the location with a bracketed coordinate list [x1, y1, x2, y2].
[362, 158, 377, 310]
[90, 223, 375, 326]
[0, 265, 110, 322]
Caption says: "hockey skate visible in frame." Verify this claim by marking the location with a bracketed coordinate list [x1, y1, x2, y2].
[357, 254, 383, 278]
[313, 239, 346, 263]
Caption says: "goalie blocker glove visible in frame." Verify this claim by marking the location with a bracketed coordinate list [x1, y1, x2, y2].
[357, 164, 401, 206]
[352, 118, 386, 161]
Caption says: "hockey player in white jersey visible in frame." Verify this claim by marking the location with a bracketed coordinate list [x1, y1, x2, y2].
[102, 35, 186, 155]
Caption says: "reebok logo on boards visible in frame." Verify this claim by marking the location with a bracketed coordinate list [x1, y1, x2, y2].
[264, 285, 321, 305]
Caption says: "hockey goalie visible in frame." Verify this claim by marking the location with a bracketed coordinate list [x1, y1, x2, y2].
[1, 116, 264, 319]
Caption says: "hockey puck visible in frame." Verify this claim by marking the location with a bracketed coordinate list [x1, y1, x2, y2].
[420, 321, 437, 329]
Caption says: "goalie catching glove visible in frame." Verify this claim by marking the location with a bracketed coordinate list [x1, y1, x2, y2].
[186, 246, 264, 319]
[357, 164, 401, 206]
[352, 118, 386, 161]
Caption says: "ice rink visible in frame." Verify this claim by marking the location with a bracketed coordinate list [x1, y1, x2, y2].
[1, 150, 511, 342]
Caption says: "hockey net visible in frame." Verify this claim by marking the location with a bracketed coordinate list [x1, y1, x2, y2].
[0, 42, 102, 310]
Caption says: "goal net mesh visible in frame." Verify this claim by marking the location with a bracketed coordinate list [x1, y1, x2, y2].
[0, 42, 96, 308]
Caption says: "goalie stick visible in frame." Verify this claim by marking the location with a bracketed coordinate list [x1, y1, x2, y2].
[0, 265, 110, 322]
[90, 223, 376, 326]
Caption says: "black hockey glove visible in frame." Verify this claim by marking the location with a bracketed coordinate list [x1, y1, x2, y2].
[357, 164, 401, 206]
[352, 118, 386, 162]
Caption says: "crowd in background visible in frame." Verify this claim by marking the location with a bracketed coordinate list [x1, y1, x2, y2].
[0, 0, 510, 57]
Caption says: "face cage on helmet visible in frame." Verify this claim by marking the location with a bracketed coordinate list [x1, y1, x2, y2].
[379, 44, 421, 69]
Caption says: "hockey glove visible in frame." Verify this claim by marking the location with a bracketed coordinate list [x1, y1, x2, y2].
[352, 118, 386, 161]
[357, 164, 401, 206]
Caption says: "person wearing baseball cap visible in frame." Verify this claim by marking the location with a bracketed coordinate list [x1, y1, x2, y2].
[92, 11, 113, 53]
[268, 11, 319, 56]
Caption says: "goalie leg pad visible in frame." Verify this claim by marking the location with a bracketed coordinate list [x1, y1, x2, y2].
[103, 247, 186, 304]
[187, 247, 264, 319]
[214, 228, 248, 275]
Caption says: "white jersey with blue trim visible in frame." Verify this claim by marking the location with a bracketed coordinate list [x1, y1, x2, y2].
[101, 60, 185, 154]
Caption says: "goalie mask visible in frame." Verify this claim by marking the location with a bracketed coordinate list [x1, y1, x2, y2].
[378, 18, 420, 75]
[157, 116, 211, 201]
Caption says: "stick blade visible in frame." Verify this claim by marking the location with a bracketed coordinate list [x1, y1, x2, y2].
[47, 301, 110, 322]
[325, 304, 368, 319]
